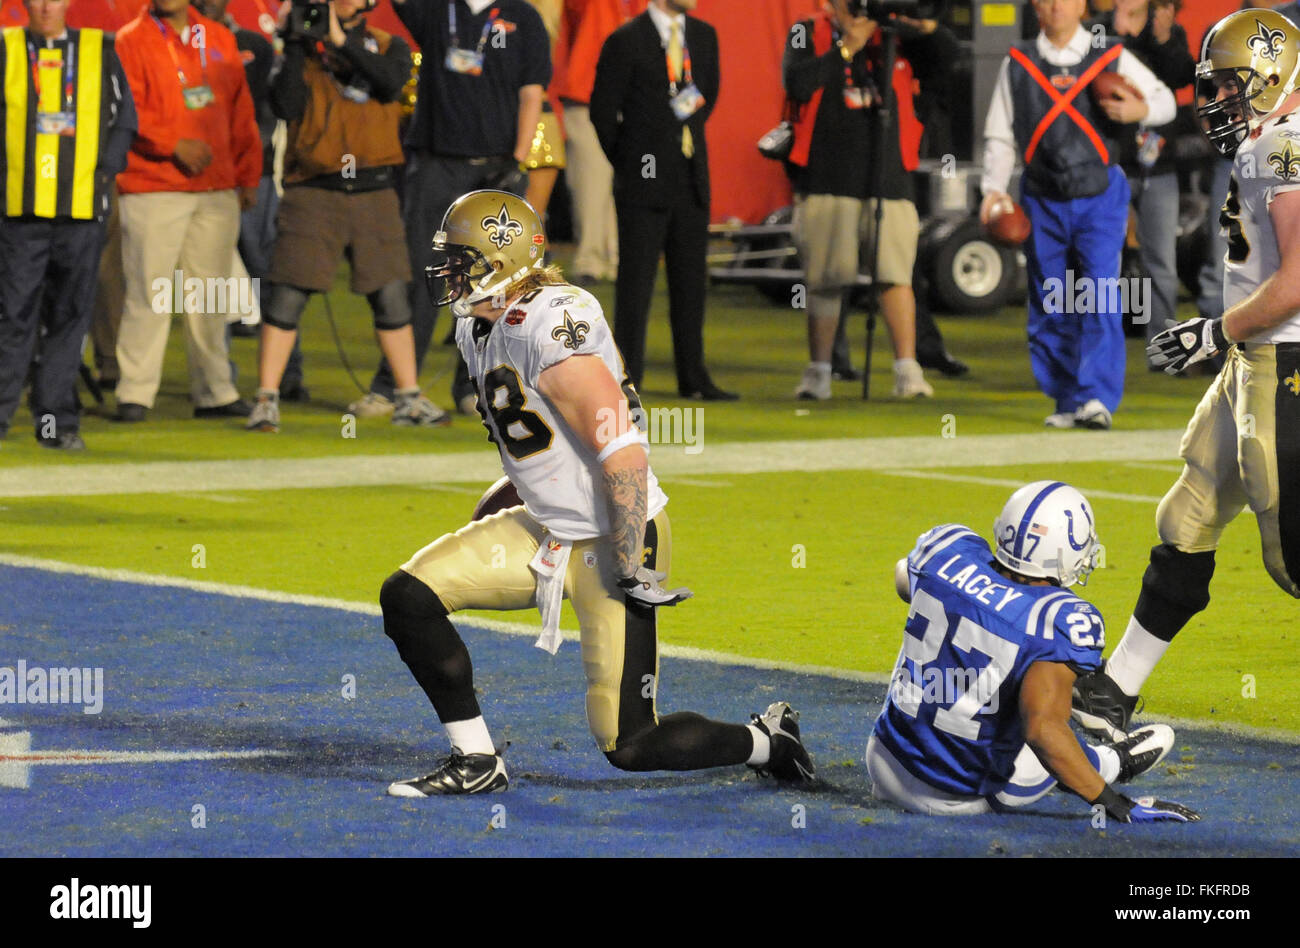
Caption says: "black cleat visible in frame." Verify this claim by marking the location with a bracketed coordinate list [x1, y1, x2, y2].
[386, 751, 508, 797]
[1072, 661, 1141, 742]
[1106, 724, 1176, 783]
[749, 701, 816, 783]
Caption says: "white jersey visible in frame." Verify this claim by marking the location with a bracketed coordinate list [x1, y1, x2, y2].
[1226, 111, 1300, 343]
[456, 283, 668, 542]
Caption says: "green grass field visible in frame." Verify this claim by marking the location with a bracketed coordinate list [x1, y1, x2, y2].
[4, 254, 1295, 735]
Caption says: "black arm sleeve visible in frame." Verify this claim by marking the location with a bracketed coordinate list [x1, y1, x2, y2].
[103, 46, 137, 177]
[782, 21, 841, 104]
[588, 31, 629, 160]
[335, 31, 412, 103]
[270, 41, 309, 122]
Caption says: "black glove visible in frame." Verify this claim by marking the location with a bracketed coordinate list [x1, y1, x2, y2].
[1093, 784, 1200, 823]
[1147, 317, 1231, 375]
[617, 567, 692, 607]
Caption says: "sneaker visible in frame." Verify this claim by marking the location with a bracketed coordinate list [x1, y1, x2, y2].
[114, 402, 147, 423]
[194, 399, 252, 418]
[892, 358, 933, 398]
[830, 363, 861, 382]
[386, 751, 509, 797]
[245, 394, 280, 432]
[38, 431, 86, 451]
[1074, 398, 1112, 430]
[392, 391, 452, 427]
[1106, 724, 1176, 783]
[794, 365, 831, 401]
[346, 392, 394, 418]
[1071, 661, 1141, 742]
[749, 701, 816, 783]
[457, 393, 479, 416]
[1044, 412, 1076, 429]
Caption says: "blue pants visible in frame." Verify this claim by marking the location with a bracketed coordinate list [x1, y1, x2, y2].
[1131, 170, 1180, 349]
[1023, 165, 1130, 415]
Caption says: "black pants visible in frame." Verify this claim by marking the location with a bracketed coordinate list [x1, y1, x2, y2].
[370, 152, 523, 402]
[0, 217, 105, 438]
[613, 193, 709, 392]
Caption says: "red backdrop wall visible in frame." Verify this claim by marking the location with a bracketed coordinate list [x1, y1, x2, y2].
[1, 0, 1245, 224]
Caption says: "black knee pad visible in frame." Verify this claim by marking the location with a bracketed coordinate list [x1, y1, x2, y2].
[369, 281, 412, 330]
[379, 569, 447, 634]
[1134, 543, 1216, 642]
[264, 283, 311, 331]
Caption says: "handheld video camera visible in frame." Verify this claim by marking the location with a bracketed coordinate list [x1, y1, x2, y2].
[848, 0, 947, 21]
[284, 0, 330, 41]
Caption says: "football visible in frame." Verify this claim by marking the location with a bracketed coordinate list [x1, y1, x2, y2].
[985, 197, 1031, 247]
[471, 475, 524, 521]
[1089, 70, 1144, 105]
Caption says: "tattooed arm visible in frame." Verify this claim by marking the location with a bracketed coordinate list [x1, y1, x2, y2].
[536, 353, 646, 573]
[537, 355, 690, 604]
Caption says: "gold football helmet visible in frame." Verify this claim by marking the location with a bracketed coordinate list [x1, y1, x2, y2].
[427, 190, 546, 316]
[1197, 9, 1300, 156]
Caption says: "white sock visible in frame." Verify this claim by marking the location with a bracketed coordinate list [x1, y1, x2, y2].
[1106, 617, 1170, 696]
[746, 724, 771, 766]
[1089, 744, 1121, 784]
[810, 360, 831, 374]
[445, 717, 495, 756]
[893, 357, 919, 372]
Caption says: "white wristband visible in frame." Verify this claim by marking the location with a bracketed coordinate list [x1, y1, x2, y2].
[597, 429, 647, 464]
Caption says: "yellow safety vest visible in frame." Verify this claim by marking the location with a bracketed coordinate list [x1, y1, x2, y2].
[2, 27, 105, 220]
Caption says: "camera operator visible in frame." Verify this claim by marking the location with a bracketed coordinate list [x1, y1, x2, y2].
[783, 0, 956, 400]
[246, 0, 449, 432]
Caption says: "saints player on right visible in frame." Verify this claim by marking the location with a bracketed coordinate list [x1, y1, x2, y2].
[1073, 9, 1300, 739]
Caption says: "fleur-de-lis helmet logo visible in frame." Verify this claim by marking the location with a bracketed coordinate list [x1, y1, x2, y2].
[1269, 143, 1300, 180]
[1248, 18, 1286, 62]
[551, 311, 590, 350]
[481, 204, 524, 249]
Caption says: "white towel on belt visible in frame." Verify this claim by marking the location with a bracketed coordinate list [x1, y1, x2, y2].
[529, 536, 572, 654]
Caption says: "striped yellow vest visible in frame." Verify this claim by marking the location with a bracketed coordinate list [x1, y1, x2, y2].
[2, 27, 107, 220]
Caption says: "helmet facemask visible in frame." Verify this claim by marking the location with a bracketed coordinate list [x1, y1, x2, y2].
[426, 242, 493, 310]
[1195, 67, 1262, 157]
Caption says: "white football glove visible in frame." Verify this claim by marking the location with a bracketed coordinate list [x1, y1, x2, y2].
[617, 567, 693, 607]
[1147, 317, 1231, 375]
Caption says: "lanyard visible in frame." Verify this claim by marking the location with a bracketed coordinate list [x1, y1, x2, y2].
[151, 15, 207, 89]
[449, 2, 499, 55]
[665, 29, 692, 95]
[27, 35, 75, 113]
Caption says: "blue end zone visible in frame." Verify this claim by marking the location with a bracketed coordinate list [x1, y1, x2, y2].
[0, 564, 1297, 856]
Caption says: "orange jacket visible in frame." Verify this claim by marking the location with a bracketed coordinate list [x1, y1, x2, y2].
[115, 8, 261, 194]
[555, 0, 642, 104]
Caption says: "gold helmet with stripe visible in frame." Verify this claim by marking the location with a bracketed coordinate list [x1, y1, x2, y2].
[427, 190, 547, 317]
[1196, 9, 1300, 156]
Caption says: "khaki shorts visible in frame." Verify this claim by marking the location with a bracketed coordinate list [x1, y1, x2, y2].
[1156, 343, 1300, 598]
[399, 505, 673, 753]
[792, 193, 919, 292]
[268, 185, 411, 295]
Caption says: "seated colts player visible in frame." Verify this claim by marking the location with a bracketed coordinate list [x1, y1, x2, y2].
[379, 190, 816, 795]
[867, 481, 1199, 823]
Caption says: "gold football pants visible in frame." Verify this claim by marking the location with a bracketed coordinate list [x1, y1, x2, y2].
[399, 506, 671, 752]
[1156, 343, 1300, 598]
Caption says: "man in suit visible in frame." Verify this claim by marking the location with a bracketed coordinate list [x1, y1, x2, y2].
[590, 0, 737, 400]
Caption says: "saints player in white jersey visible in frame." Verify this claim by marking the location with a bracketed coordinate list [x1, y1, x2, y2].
[1074, 9, 1300, 738]
[379, 190, 815, 795]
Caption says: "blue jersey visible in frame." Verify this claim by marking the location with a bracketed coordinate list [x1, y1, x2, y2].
[872, 524, 1105, 797]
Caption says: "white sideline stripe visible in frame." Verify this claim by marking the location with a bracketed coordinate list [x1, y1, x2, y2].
[0, 553, 885, 686]
[0, 749, 290, 764]
[0, 430, 1187, 498]
[880, 469, 1166, 505]
[2, 552, 1297, 746]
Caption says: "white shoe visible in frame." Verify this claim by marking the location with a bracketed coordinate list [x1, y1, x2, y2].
[1044, 412, 1076, 429]
[1074, 398, 1112, 430]
[892, 359, 933, 399]
[392, 390, 451, 427]
[346, 392, 394, 418]
[794, 365, 831, 401]
[457, 393, 479, 416]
